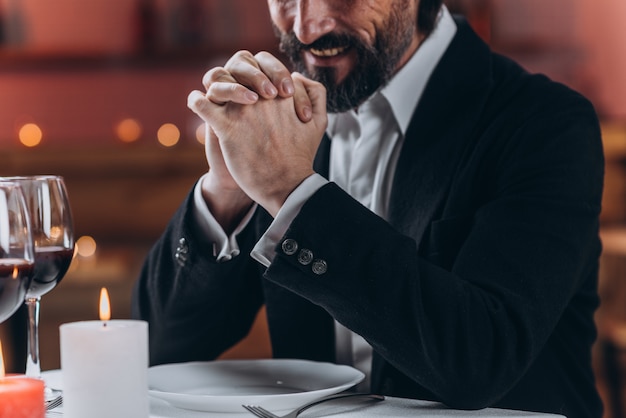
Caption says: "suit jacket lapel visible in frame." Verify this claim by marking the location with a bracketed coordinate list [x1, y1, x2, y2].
[307, 16, 498, 379]
[388, 17, 493, 247]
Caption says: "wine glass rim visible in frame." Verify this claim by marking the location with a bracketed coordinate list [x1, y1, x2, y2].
[1, 175, 64, 180]
[1, 175, 66, 183]
[0, 180, 24, 188]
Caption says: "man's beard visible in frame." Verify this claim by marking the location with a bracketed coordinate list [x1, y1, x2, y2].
[277, 3, 415, 113]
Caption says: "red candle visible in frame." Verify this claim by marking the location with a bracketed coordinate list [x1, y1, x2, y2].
[0, 340, 45, 418]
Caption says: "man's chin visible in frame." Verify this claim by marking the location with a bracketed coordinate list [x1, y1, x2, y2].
[303, 50, 356, 83]
[294, 60, 380, 112]
[299, 65, 337, 89]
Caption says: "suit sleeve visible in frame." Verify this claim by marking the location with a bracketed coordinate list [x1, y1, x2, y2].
[131, 190, 265, 366]
[262, 98, 604, 408]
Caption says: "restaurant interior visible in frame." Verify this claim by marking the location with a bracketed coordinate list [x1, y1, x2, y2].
[0, 0, 625, 416]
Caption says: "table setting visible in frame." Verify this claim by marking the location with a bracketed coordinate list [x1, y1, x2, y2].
[40, 361, 566, 418]
[0, 176, 563, 418]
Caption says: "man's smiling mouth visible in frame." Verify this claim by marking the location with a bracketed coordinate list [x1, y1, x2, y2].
[309, 46, 348, 57]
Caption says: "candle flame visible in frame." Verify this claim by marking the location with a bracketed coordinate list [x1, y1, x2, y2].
[99, 287, 111, 321]
[12, 265, 17, 280]
[0, 340, 5, 378]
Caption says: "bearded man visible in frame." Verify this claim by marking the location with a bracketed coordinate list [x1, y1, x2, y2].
[132, 1, 604, 417]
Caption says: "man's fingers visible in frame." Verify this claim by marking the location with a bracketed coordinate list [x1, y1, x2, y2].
[219, 50, 295, 100]
[202, 66, 234, 88]
[219, 50, 279, 99]
[201, 65, 258, 105]
[293, 72, 327, 125]
[198, 50, 297, 106]
[291, 76, 313, 123]
[255, 51, 295, 98]
[207, 82, 259, 105]
[187, 90, 211, 119]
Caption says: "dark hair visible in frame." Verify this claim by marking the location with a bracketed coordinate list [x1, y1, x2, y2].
[418, 0, 445, 36]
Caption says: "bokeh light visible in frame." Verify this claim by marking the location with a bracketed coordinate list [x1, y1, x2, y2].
[195, 123, 206, 145]
[18, 123, 43, 147]
[115, 118, 142, 143]
[48, 226, 63, 240]
[76, 235, 97, 258]
[157, 123, 180, 147]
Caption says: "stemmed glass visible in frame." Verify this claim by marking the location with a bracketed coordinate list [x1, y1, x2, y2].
[5, 176, 75, 398]
[0, 181, 35, 324]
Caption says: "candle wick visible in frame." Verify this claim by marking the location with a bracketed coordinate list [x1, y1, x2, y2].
[103, 322, 108, 328]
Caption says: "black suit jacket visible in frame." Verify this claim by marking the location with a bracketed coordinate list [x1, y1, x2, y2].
[132, 17, 604, 418]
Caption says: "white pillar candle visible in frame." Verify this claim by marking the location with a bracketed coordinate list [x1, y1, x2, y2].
[60, 319, 149, 418]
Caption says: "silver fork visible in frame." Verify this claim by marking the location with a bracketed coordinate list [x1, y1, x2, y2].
[45, 395, 63, 411]
[242, 392, 384, 418]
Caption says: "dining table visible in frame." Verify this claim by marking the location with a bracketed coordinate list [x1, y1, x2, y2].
[42, 368, 566, 418]
[44, 395, 567, 418]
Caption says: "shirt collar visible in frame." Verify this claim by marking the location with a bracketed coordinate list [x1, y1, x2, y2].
[327, 5, 457, 136]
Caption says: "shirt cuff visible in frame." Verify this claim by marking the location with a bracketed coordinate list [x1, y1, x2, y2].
[251, 174, 329, 267]
[193, 174, 257, 262]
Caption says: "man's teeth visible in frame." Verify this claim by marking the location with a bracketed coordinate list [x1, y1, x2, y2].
[309, 46, 347, 57]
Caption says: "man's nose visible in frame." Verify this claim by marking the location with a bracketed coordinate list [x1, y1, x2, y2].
[292, 0, 337, 45]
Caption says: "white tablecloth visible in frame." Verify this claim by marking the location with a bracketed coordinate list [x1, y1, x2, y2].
[45, 392, 566, 418]
[43, 370, 565, 417]
[150, 396, 566, 417]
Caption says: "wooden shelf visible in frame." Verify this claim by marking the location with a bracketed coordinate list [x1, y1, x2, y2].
[0, 45, 282, 73]
[3, 145, 208, 243]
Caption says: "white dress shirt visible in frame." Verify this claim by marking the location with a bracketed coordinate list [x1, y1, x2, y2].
[193, 6, 457, 390]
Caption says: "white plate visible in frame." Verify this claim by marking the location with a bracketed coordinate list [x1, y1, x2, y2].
[148, 359, 364, 413]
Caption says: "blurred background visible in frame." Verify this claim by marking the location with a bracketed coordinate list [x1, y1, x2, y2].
[1, 0, 626, 416]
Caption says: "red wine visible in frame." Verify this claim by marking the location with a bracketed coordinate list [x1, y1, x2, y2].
[0, 259, 34, 322]
[26, 246, 74, 299]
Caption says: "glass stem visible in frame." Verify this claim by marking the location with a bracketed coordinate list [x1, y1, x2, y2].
[25, 296, 42, 380]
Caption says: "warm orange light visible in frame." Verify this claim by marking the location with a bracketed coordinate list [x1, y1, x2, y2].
[0, 339, 5, 378]
[18, 123, 43, 147]
[157, 123, 180, 147]
[99, 288, 111, 321]
[76, 235, 97, 258]
[195, 123, 206, 145]
[115, 118, 142, 143]
[12, 266, 18, 280]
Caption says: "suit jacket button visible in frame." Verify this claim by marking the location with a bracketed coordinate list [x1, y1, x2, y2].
[281, 238, 298, 255]
[175, 238, 189, 266]
[298, 249, 313, 265]
[311, 259, 327, 275]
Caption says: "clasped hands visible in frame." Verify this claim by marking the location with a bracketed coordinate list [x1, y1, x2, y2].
[188, 51, 328, 229]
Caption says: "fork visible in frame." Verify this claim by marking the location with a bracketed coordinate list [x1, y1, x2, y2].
[45, 395, 63, 411]
[242, 392, 384, 418]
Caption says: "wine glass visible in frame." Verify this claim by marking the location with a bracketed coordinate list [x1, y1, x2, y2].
[4, 176, 74, 396]
[0, 181, 35, 324]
